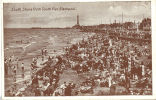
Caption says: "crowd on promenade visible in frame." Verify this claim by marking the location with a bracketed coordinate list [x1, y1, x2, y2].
[108, 30, 151, 40]
[5, 30, 152, 96]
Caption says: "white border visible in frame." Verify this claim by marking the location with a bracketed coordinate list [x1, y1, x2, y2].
[0, 1, 3, 100]
[0, 0, 156, 100]
[1, 0, 153, 3]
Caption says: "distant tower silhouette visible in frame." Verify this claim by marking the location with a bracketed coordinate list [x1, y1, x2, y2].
[77, 15, 79, 25]
[72, 14, 80, 29]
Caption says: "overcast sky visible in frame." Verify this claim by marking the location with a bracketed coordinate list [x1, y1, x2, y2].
[3, 2, 151, 28]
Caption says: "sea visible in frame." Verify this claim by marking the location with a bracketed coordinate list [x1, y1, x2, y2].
[4, 28, 94, 58]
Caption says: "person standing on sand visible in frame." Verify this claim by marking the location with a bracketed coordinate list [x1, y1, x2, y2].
[60, 82, 67, 95]
[41, 55, 44, 61]
[140, 62, 145, 76]
[16, 57, 19, 69]
[41, 49, 44, 56]
[110, 82, 116, 95]
[65, 83, 72, 96]
[13, 65, 17, 76]
[21, 63, 25, 78]
[13, 65, 17, 82]
[44, 48, 47, 56]
[4, 59, 8, 75]
[108, 75, 112, 87]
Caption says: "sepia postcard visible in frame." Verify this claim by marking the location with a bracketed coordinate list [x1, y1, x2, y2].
[1, 0, 156, 100]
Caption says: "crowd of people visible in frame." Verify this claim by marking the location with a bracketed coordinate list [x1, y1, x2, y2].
[5, 29, 152, 96]
[63, 30, 152, 95]
[4, 55, 26, 80]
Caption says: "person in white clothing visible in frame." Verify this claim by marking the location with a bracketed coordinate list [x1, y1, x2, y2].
[60, 82, 67, 95]
[141, 62, 145, 76]
[108, 75, 112, 87]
